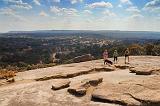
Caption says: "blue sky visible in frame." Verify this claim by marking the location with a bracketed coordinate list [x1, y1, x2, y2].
[0, 0, 160, 32]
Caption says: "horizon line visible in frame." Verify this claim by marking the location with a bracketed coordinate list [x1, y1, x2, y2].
[1, 29, 160, 33]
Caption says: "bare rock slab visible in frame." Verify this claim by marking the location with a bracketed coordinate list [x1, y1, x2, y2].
[129, 67, 155, 75]
[131, 89, 160, 105]
[91, 83, 141, 106]
[51, 79, 71, 90]
[114, 64, 130, 69]
[92, 76, 160, 106]
[68, 77, 103, 96]
[35, 66, 114, 81]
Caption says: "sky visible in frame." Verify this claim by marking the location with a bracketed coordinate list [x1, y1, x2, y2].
[0, 0, 160, 32]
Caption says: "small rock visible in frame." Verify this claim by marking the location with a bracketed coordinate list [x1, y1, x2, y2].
[6, 78, 15, 83]
[129, 67, 153, 75]
[82, 77, 103, 86]
[51, 79, 71, 90]
[68, 77, 103, 96]
[68, 87, 86, 96]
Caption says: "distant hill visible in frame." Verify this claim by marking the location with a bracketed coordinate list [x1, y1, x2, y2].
[1, 30, 160, 40]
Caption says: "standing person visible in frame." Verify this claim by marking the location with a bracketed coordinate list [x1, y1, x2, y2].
[113, 50, 118, 64]
[103, 49, 108, 65]
[124, 48, 130, 64]
[103, 49, 113, 65]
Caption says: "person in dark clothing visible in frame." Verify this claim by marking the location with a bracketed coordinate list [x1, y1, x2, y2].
[124, 48, 130, 64]
[113, 50, 118, 64]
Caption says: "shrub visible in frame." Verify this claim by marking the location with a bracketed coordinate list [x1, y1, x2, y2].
[0, 70, 17, 79]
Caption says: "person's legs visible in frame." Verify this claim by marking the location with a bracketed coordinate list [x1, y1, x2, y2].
[114, 57, 116, 63]
[115, 57, 118, 63]
[104, 60, 106, 65]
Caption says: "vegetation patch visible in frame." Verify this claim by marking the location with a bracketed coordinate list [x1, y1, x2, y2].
[0, 70, 17, 79]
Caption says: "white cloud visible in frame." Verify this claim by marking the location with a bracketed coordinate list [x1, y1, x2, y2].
[0, 7, 27, 21]
[145, 0, 160, 8]
[33, 0, 41, 6]
[126, 6, 141, 14]
[102, 10, 116, 17]
[0, 7, 15, 16]
[83, 10, 92, 15]
[87, 1, 113, 9]
[143, 0, 160, 13]
[5, 0, 21, 4]
[129, 14, 144, 20]
[70, 0, 83, 4]
[4, 0, 32, 10]
[39, 11, 49, 17]
[153, 7, 160, 12]
[50, 6, 61, 14]
[120, 0, 132, 5]
[155, 15, 160, 20]
[85, 19, 93, 23]
[50, 6, 78, 17]
[11, 4, 32, 10]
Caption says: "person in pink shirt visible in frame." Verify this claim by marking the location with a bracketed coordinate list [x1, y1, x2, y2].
[103, 49, 113, 65]
[103, 49, 108, 61]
